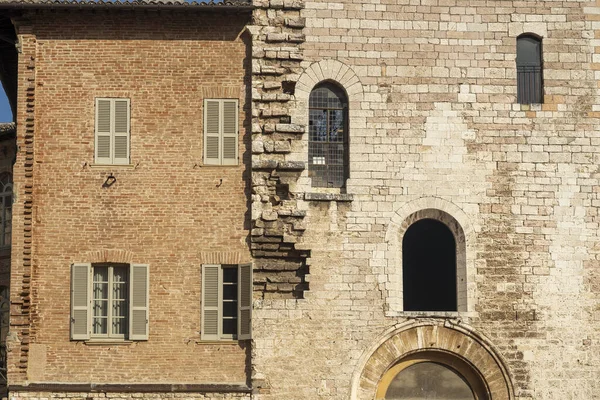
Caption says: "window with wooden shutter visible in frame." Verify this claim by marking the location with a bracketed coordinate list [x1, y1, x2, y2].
[201, 264, 252, 341]
[95, 98, 131, 165]
[129, 264, 149, 340]
[201, 264, 220, 340]
[203, 99, 239, 166]
[237, 264, 252, 340]
[71, 262, 148, 341]
[71, 263, 91, 340]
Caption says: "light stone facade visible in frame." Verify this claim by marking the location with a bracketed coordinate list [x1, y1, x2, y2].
[250, 0, 600, 399]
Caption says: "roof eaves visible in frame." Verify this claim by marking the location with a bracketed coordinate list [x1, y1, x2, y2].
[0, 0, 254, 10]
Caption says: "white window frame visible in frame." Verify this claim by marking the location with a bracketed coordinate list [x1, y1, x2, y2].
[91, 264, 129, 340]
[203, 99, 239, 166]
[201, 264, 252, 341]
[94, 97, 131, 165]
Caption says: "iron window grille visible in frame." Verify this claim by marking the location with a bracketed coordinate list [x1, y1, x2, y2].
[516, 34, 543, 104]
[308, 83, 349, 188]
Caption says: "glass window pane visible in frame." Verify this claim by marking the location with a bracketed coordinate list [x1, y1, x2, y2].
[222, 318, 237, 335]
[93, 317, 108, 335]
[223, 284, 237, 300]
[112, 317, 126, 335]
[93, 283, 108, 300]
[222, 267, 238, 283]
[385, 362, 475, 400]
[223, 301, 237, 317]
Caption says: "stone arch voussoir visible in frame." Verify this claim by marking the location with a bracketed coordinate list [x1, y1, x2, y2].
[382, 197, 478, 313]
[351, 322, 514, 400]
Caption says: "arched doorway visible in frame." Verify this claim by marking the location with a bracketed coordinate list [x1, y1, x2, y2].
[352, 324, 514, 400]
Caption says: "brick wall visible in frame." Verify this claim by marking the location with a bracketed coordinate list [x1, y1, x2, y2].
[10, 10, 252, 386]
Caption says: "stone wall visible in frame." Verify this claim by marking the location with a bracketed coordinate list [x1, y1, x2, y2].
[251, 0, 600, 399]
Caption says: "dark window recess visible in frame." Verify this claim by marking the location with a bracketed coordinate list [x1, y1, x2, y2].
[282, 81, 296, 95]
[308, 83, 349, 188]
[403, 219, 457, 312]
[222, 266, 238, 336]
[516, 34, 543, 104]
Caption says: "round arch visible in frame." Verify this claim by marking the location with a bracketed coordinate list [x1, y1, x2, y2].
[351, 322, 515, 400]
[381, 197, 478, 314]
[290, 60, 363, 192]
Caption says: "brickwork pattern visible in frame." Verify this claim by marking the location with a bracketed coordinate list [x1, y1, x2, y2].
[10, 11, 252, 386]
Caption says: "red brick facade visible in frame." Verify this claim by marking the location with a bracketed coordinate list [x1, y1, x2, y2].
[8, 10, 252, 386]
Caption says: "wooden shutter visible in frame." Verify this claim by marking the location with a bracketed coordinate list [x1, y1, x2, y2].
[201, 264, 220, 340]
[71, 263, 91, 340]
[221, 100, 238, 165]
[237, 264, 252, 340]
[204, 100, 221, 165]
[113, 99, 130, 165]
[95, 99, 112, 164]
[129, 264, 149, 340]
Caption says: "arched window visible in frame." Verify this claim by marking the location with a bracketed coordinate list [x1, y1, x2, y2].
[0, 174, 12, 248]
[376, 352, 489, 400]
[308, 82, 348, 188]
[403, 218, 457, 311]
[516, 34, 543, 104]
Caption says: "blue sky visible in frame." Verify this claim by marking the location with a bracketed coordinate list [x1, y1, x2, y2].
[0, 86, 12, 122]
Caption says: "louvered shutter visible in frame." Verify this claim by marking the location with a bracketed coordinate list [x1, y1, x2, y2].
[71, 263, 91, 340]
[221, 100, 238, 165]
[204, 100, 221, 165]
[113, 99, 130, 165]
[95, 99, 112, 164]
[237, 263, 252, 340]
[201, 264, 220, 340]
[129, 264, 149, 340]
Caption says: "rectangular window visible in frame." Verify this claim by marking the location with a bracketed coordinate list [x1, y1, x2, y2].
[95, 98, 131, 165]
[203, 99, 239, 166]
[71, 263, 149, 341]
[201, 264, 252, 341]
[92, 265, 128, 338]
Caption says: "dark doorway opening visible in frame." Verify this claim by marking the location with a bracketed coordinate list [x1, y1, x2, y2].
[403, 219, 457, 311]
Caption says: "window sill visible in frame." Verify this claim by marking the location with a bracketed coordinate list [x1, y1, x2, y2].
[304, 192, 353, 202]
[386, 311, 478, 319]
[195, 340, 244, 345]
[90, 164, 136, 169]
[84, 339, 134, 346]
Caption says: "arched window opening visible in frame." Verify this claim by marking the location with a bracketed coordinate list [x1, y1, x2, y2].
[0, 174, 12, 248]
[308, 82, 348, 188]
[384, 362, 475, 400]
[516, 34, 543, 104]
[375, 351, 490, 400]
[403, 218, 456, 311]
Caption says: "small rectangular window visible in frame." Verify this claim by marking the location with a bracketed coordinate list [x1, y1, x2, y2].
[203, 99, 239, 166]
[95, 98, 131, 165]
[71, 263, 149, 341]
[201, 264, 252, 340]
[516, 35, 543, 104]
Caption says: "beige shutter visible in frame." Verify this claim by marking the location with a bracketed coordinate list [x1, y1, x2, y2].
[95, 99, 112, 164]
[221, 100, 238, 165]
[113, 99, 130, 165]
[237, 264, 252, 340]
[201, 264, 220, 340]
[129, 264, 149, 340]
[71, 263, 91, 340]
[204, 100, 221, 165]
